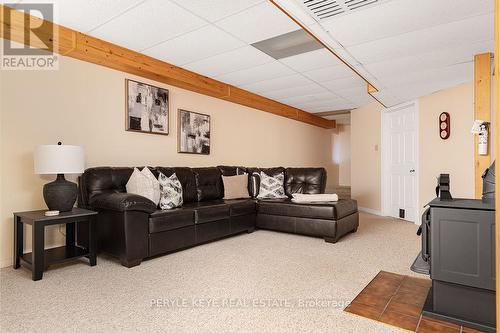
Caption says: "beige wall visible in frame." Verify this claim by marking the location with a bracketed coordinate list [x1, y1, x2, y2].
[332, 124, 351, 186]
[0, 56, 335, 268]
[418, 82, 474, 214]
[350, 82, 475, 215]
[351, 103, 383, 210]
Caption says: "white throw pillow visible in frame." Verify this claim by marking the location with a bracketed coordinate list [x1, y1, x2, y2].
[257, 172, 288, 199]
[159, 172, 183, 210]
[126, 167, 157, 204]
[140, 167, 160, 206]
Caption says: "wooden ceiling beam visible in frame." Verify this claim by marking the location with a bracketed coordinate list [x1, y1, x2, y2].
[473, 52, 492, 198]
[0, 5, 335, 129]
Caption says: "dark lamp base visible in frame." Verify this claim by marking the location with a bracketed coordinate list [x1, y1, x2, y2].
[43, 174, 77, 212]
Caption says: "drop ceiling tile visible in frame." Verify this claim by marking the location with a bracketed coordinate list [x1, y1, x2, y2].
[388, 77, 472, 102]
[183, 46, 274, 77]
[143, 25, 244, 66]
[279, 92, 340, 105]
[302, 64, 355, 82]
[261, 83, 330, 100]
[364, 55, 427, 80]
[170, 0, 264, 23]
[89, 0, 207, 51]
[273, 0, 317, 26]
[279, 48, 341, 72]
[15, 0, 144, 32]
[364, 39, 493, 82]
[321, 0, 494, 47]
[376, 67, 473, 105]
[215, 1, 299, 44]
[294, 97, 350, 109]
[241, 74, 313, 94]
[371, 90, 404, 107]
[216, 61, 295, 86]
[382, 62, 473, 88]
[335, 86, 374, 106]
[347, 13, 493, 64]
[417, 39, 493, 69]
[306, 100, 356, 113]
[321, 76, 366, 93]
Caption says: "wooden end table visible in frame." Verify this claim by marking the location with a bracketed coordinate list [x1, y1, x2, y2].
[13, 208, 97, 281]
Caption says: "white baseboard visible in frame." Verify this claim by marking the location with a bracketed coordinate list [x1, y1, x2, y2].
[358, 207, 383, 216]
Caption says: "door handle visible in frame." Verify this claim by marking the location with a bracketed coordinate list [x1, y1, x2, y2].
[410, 169, 415, 173]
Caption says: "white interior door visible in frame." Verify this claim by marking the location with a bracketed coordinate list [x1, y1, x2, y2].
[382, 102, 418, 223]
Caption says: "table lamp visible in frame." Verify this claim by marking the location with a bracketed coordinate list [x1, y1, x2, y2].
[34, 143, 85, 213]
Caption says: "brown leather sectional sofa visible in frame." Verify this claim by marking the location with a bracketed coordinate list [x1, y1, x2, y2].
[77, 166, 359, 267]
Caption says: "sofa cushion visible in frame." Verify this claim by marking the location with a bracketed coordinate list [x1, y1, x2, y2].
[149, 208, 195, 233]
[193, 167, 223, 201]
[225, 199, 256, 216]
[257, 199, 357, 220]
[156, 167, 197, 203]
[285, 168, 326, 196]
[90, 192, 157, 213]
[183, 200, 230, 224]
[82, 167, 134, 204]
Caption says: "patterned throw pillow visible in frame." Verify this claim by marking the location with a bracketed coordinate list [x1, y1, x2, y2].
[158, 172, 183, 210]
[257, 172, 287, 199]
[126, 167, 159, 205]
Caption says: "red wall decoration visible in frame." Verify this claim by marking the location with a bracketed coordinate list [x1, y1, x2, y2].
[439, 112, 450, 140]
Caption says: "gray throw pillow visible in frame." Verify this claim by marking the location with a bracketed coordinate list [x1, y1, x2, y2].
[158, 172, 183, 210]
[223, 174, 250, 200]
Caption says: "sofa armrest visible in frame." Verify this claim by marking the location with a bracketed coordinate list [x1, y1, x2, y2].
[89, 192, 157, 214]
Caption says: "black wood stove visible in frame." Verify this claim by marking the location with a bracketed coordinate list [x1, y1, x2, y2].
[411, 165, 496, 332]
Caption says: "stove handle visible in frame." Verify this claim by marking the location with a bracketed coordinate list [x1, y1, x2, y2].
[421, 207, 431, 261]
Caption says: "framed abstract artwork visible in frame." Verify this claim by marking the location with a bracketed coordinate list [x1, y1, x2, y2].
[126, 79, 169, 135]
[177, 109, 210, 155]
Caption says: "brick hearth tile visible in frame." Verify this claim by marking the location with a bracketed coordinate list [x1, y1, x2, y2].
[417, 317, 460, 333]
[380, 309, 419, 331]
[345, 302, 384, 320]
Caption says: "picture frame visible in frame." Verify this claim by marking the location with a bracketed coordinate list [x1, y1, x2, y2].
[125, 79, 169, 135]
[177, 109, 211, 155]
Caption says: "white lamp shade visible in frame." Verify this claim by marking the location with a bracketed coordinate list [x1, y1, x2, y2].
[34, 145, 85, 174]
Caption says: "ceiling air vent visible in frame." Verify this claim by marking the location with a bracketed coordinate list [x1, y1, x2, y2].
[302, 0, 380, 20]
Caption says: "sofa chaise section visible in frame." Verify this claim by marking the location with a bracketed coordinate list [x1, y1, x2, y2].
[256, 199, 358, 243]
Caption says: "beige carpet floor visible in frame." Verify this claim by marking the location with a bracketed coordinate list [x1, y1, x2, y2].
[0, 213, 423, 332]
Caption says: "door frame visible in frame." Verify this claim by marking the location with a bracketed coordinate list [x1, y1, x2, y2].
[381, 100, 420, 224]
